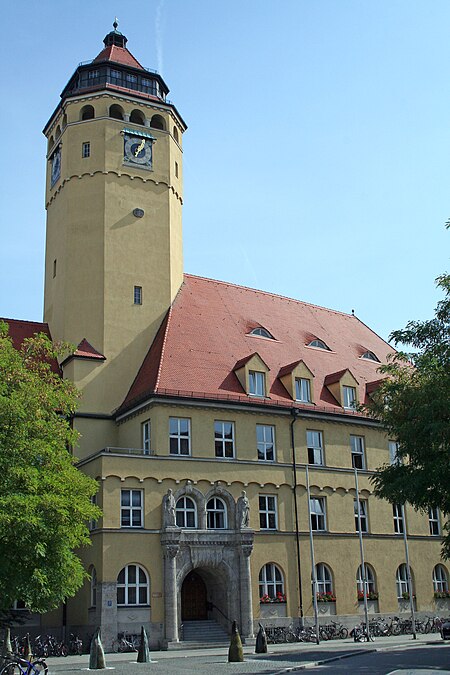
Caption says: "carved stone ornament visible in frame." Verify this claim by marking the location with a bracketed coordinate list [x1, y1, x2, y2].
[166, 544, 179, 559]
[162, 488, 177, 528]
[242, 544, 253, 558]
[236, 490, 250, 529]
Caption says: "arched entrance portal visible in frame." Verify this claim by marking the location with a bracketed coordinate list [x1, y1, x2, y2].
[181, 571, 207, 620]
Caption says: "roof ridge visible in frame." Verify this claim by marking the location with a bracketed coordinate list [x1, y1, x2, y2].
[0, 317, 48, 326]
[184, 273, 354, 319]
[154, 304, 173, 391]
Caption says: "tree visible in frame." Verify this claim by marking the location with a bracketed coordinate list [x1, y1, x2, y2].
[0, 323, 101, 612]
[366, 273, 450, 558]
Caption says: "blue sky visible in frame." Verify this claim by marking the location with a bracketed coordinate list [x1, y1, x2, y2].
[1, 1, 448, 343]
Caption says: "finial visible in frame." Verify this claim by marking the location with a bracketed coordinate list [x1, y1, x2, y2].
[113, 17, 119, 31]
[351, 309, 355, 316]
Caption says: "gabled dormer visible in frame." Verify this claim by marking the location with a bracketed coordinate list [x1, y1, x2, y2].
[278, 360, 315, 404]
[324, 369, 359, 409]
[233, 353, 270, 398]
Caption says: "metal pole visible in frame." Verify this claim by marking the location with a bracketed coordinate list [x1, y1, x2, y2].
[306, 465, 320, 644]
[401, 503, 417, 640]
[354, 468, 371, 641]
[290, 410, 304, 626]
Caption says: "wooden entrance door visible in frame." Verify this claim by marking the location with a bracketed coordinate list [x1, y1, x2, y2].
[181, 571, 207, 620]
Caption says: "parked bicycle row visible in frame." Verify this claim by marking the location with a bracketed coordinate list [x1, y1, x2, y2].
[7, 633, 83, 658]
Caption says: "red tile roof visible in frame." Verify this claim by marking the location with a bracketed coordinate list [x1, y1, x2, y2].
[277, 360, 303, 378]
[73, 339, 105, 360]
[324, 368, 358, 385]
[93, 45, 145, 70]
[119, 275, 393, 415]
[1, 318, 60, 375]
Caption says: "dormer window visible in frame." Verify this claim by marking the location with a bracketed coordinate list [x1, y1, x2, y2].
[361, 350, 380, 362]
[250, 327, 274, 339]
[249, 371, 265, 397]
[343, 385, 357, 409]
[308, 339, 330, 350]
[295, 377, 311, 403]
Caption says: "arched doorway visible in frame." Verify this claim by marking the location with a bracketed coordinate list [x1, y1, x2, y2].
[181, 571, 207, 620]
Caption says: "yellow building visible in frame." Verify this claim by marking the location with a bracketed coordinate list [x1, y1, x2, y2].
[5, 23, 449, 649]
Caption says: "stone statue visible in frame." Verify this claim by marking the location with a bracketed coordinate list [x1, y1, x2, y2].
[236, 490, 250, 529]
[162, 488, 176, 527]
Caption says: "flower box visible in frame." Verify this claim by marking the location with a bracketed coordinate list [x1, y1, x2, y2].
[316, 592, 336, 603]
[260, 593, 286, 604]
[357, 591, 379, 601]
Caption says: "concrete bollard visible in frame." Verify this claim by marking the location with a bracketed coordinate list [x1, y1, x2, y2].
[255, 623, 268, 653]
[89, 627, 106, 670]
[136, 626, 151, 663]
[228, 620, 244, 662]
[23, 634, 32, 660]
[4, 627, 12, 655]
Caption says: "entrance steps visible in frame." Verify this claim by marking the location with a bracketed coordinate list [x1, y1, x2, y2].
[177, 620, 229, 648]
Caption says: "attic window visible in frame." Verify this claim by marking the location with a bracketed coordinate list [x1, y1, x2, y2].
[250, 327, 274, 339]
[307, 339, 330, 350]
[361, 350, 380, 362]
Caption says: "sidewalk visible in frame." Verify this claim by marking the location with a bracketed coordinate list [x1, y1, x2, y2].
[44, 632, 447, 674]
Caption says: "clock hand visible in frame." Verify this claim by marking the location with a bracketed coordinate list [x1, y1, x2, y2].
[134, 139, 146, 157]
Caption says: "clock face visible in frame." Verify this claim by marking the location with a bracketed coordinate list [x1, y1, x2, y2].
[51, 147, 61, 187]
[123, 135, 153, 169]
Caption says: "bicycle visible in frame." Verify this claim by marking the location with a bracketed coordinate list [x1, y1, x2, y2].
[0, 654, 48, 675]
[111, 632, 139, 652]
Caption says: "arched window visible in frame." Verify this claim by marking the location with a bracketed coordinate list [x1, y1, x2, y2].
[173, 126, 179, 143]
[150, 114, 165, 131]
[433, 564, 449, 594]
[90, 566, 97, 607]
[48, 136, 54, 152]
[259, 563, 285, 601]
[308, 339, 330, 350]
[206, 497, 227, 529]
[316, 563, 333, 596]
[109, 104, 124, 120]
[117, 564, 149, 606]
[356, 563, 376, 597]
[55, 125, 61, 139]
[62, 114, 67, 129]
[130, 109, 145, 125]
[396, 563, 412, 599]
[361, 350, 379, 362]
[250, 327, 274, 339]
[176, 496, 197, 528]
[80, 105, 95, 121]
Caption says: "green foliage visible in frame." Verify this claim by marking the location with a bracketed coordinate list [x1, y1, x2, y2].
[366, 274, 450, 558]
[0, 322, 101, 612]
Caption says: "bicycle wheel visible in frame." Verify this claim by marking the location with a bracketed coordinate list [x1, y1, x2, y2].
[339, 627, 349, 639]
[111, 639, 120, 653]
[0, 664, 21, 675]
[28, 661, 48, 675]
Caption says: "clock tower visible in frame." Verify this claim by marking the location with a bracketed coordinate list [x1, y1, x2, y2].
[43, 23, 186, 415]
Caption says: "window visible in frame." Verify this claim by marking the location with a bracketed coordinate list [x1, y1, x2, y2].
[308, 339, 330, 350]
[207, 497, 227, 529]
[259, 563, 285, 601]
[389, 440, 400, 465]
[310, 497, 326, 531]
[429, 507, 440, 535]
[350, 435, 366, 469]
[11, 600, 26, 610]
[134, 285, 142, 305]
[53, 259, 57, 278]
[121, 489, 143, 528]
[175, 161, 179, 178]
[89, 494, 98, 531]
[343, 385, 357, 409]
[316, 563, 333, 595]
[130, 108, 145, 125]
[250, 327, 273, 339]
[110, 69, 121, 80]
[356, 564, 376, 596]
[169, 417, 191, 455]
[214, 421, 235, 458]
[393, 504, 404, 534]
[354, 499, 368, 533]
[88, 70, 99, 80]
[433, 565, 449, 593]
[126, 73, 138, 85]
[117, 564, 149, 606]
[150, 114, 165, 130]
[396, 563, 410, 599]
[259, 495, 277, 530]
[82, 141, 90, 158]
[175, 496, 196, 528]
[109, 103, 124, 120]
[90, 567, 97, 607]
[307, 430, 323, 465]
[249, 370, 265, 397]
[295, 377, 311, 403]
[80, 105, 95, 120]
[257, 424, 275, 461]
[142, 420, 151, 454]
[361, 350, 380, 362]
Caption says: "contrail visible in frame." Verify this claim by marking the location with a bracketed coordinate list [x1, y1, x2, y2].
[155, 0, 165, 74]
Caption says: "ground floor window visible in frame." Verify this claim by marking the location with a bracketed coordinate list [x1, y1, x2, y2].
[117, 564, 149, 606]
[259, 563, 285, 601]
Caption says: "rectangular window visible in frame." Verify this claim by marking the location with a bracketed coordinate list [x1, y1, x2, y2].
[110, 69, 121, 79]
[350, 435, 366, 469]
[175, 161, 179, 178]
[393, 504, 404, 534]
[343, 385, 357, 409]
[142, 420, 151, 455]
[214, 420, 235, 458]
[256, 424, 275, 461]
[88, 70, 99, 79]
[354, 498, 368, 533]
[310, 497, 326, 531]
[249, 370, 265, 397]
[259, 495, 277, 530]
[307, 430, 324, 465]
[121, 489, 143, 528]
[134, 285, 142, 305]
[429, 507, 440, 535]
[389, 440, 400, 465]
[169, 417, 191, 455]
[126, 73, 138, 84]
[295, 377, 311, 402]
[89, 494, 97, 531]
[53, 259, 57, 278]
[82, 141, 90, 158]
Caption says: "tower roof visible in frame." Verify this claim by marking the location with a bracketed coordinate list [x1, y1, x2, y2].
[93, 19, 145, 71]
